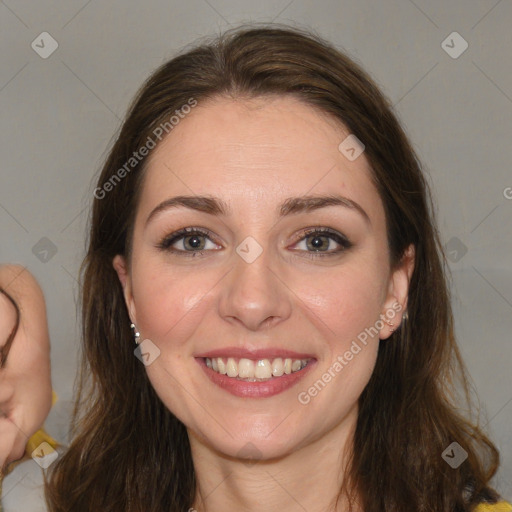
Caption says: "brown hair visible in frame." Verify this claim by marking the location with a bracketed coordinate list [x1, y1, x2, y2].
[45, 24, 503, 511]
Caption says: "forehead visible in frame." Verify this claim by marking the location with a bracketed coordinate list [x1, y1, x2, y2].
[139, 95, 384, 225]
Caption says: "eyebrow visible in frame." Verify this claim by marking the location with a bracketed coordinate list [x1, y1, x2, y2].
[145, 194, 371, 227]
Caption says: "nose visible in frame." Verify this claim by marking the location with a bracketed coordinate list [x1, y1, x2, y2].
[218, 243, 292, 331]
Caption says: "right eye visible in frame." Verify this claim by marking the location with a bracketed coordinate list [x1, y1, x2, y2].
[157, 227, 222, 257]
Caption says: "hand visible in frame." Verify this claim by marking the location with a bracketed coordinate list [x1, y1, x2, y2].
[0, 265, 52, 470]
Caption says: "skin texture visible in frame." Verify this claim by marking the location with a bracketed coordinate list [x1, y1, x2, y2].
[0, 265, 52, 470]
[113, 95, 414, 512]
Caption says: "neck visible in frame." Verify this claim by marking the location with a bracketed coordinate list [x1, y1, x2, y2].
[189, 403, 362, 512]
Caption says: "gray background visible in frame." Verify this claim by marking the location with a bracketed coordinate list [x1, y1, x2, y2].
[1, 0, 511, 506]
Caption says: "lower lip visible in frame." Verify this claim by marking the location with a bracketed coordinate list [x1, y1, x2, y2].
[196, 357, 317, 398]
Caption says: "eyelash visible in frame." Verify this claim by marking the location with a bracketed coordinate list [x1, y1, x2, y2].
[156, 226, 353, 259]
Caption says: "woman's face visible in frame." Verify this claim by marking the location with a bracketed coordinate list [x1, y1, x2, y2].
[114, 95, 413, 460]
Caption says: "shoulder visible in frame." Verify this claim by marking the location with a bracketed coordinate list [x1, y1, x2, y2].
[474, 501, 512, 512]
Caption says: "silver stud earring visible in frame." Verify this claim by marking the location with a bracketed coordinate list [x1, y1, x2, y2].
[130, 323, 141, 345]
[397, 310, 409, 331]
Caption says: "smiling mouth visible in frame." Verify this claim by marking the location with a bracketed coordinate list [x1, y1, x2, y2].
[204, 356, 312, 381]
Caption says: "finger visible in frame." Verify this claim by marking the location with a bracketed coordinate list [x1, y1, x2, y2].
[0, 418, 19, 468]
[0, 417, 27, 468]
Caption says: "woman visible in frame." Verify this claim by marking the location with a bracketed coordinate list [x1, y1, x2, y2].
[45, 25, 511, 511]
[0, 265, 56, 510]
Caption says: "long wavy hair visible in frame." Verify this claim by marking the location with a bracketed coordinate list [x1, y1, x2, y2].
[45, 24, 504, 511]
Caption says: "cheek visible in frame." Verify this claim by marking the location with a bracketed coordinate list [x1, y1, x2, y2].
[131, 259, 216, 349]
[292, 268, 384, 415]
[296, 262, 387, 347]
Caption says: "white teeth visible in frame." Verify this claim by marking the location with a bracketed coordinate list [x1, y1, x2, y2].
[204, 356, 310, 380]
[217, 358, 227, 374]
[254, 359, 272, 379]
[238, 358, 254, 378]
[226, 357, 238, 377]
[272, 358, 284, 377]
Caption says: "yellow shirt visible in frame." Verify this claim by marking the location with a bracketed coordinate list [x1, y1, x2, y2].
[475, 503, 512, 512]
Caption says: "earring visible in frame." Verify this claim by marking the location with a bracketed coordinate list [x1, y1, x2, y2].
[397, 310, 409, 331]
[130, 323, 141, 345]
[380, 314, 395, 332]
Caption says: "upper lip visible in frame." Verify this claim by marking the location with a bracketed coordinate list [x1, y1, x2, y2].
[195, 347, 316, 360]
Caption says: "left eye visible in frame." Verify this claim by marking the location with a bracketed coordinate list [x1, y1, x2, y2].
[291, 228, 352, 255]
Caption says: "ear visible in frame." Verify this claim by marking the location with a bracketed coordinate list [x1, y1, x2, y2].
[379, 244, 415, 340]
[113, 254, 137, 325]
